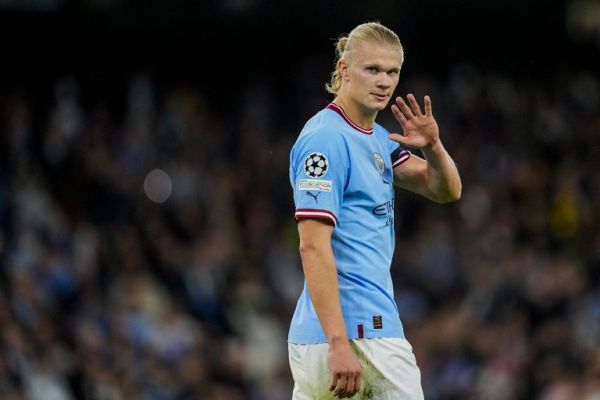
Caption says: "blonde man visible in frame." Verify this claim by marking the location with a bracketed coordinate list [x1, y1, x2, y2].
[288, 22, 461, 399]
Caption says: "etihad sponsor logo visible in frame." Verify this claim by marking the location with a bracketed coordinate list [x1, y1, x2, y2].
[373, 199, 395, 227]
[298, 179, 332, 192]
[372, 199, 394, 215]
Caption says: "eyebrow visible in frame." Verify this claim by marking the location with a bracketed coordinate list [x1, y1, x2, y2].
[365, 64, 401, 73]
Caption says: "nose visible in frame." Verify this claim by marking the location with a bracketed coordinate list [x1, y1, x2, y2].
[376, 72, 392, 88]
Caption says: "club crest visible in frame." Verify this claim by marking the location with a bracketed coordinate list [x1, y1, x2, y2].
[373, 153, 385, 175]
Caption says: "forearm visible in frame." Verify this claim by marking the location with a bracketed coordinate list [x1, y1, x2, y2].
[299, 242, 348, 344]
[421, 141, 462, 203]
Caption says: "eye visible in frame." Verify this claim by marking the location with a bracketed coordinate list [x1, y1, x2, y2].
[366, 67, 378, 73]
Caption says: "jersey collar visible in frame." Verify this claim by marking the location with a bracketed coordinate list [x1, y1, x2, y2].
[325, 103, 374, 135]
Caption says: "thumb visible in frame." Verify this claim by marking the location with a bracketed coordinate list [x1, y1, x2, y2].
[388, 133, 411, 147]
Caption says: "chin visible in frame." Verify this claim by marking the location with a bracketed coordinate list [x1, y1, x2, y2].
[371, 101, 389, 111]
[357, 97, 388, 113]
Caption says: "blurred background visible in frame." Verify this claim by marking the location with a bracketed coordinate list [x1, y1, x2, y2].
[0, 0, 599, 399]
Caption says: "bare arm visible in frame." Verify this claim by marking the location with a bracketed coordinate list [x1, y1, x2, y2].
[389, 94, 462, 203]
[297, 219, 361, 398]
[393, 142, 461, 203]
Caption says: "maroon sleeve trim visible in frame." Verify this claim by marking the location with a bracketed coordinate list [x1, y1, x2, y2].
[392, 150, 411, 168]
[294, 208, 337, 226]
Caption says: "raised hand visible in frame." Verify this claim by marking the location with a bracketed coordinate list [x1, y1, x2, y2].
[389, 93, 440, 150]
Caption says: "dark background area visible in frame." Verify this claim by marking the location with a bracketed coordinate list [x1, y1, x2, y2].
[0, 0, 587, 102]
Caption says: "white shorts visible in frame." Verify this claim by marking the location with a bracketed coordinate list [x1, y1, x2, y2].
[289, 337, 424, 400]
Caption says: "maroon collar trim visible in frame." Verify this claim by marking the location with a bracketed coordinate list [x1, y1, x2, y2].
[325, 103, 374, 135]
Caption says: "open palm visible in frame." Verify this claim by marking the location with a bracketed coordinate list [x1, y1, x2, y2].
[389, 94, 440, 150]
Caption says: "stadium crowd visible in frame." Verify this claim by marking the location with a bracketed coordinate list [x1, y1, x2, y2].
[0, 61, 599, 399]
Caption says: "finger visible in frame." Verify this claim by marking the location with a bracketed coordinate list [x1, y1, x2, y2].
[396, 96, 414, 120]
[407, 93, 423, 117]
[334, 375, 348, 397]
[348, 372, 360, 398]
[354, 372, 362, 394]
[391, 104, 409, 129]
[389, 133, 410, 147]
[330, 372, 340, 391]
[345, 374, 357, 398]
[424, 95, 433, 117]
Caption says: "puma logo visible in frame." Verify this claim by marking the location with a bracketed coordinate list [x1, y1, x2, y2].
[306, 191, 320, 203]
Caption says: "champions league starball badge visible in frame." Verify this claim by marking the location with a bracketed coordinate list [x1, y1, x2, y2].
[374, 153, 385, 175]
[304, 152, 329, 178]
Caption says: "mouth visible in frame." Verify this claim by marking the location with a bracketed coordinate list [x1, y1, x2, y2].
[371, 93, 388, 101]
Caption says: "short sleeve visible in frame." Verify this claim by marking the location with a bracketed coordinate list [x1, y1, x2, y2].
[388, 139, 410, 168]
[290, 131, 349, 227]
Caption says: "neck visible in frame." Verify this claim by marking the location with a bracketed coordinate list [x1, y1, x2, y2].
[333, 94, 377, 130]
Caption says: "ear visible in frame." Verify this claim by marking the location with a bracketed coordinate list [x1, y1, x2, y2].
[338, 58, 349, 81]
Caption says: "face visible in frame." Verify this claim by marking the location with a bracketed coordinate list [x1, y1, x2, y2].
[339, 39, 403, 112]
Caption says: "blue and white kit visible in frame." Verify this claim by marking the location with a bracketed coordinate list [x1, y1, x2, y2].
[289, 103, 411, 345]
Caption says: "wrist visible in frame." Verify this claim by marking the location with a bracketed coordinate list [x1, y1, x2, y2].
[423, 139, 443, 154]
[328, 335, 349, 347]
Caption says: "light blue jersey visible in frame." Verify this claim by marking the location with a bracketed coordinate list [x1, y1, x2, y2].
[289, 103, 411, 345]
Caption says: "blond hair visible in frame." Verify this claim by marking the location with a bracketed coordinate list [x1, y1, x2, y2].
[325, 22, 404, 95]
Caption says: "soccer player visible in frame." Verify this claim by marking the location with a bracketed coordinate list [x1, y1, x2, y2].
[288, 22, 462, 399]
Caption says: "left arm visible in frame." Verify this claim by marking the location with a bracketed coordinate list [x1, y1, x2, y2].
[389, 94, 461, 203]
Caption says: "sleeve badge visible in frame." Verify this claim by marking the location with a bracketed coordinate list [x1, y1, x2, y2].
[304, 152, 329, 178]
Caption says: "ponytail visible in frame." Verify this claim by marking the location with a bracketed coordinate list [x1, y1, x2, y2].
[325, 36, 349, 95]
